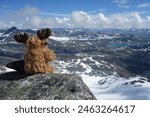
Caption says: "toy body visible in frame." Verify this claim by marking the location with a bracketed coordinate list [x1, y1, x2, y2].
[14, 28, 56, 74]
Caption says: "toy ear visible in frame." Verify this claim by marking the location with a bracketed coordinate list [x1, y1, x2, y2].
[14, 33, 29, 43]
[37, 28, 51, 40]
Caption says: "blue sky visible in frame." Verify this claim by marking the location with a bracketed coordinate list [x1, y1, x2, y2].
[0, 0, 150, 29]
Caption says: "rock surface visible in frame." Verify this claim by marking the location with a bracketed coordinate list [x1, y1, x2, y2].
[0, 72, 96, 100]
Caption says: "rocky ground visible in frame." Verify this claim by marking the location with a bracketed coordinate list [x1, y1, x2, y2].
[0, 72, 96, 100]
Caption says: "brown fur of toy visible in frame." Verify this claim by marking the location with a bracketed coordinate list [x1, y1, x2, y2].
[14, 28, 56, 74]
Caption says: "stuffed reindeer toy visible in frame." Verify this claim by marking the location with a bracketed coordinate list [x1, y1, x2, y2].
[14, 28, 56, 74]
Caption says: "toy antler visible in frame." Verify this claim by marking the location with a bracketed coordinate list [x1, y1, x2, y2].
[37, 28, 51, 40]
[14, 33, 29, 43]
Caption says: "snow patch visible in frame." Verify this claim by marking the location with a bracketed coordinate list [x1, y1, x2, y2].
[49, 36, 70, 42]
[81, 74, 150, 100]
[3, 32, 12, 37]
[0, 33, 3, 37]
[0, 67, 15, 73]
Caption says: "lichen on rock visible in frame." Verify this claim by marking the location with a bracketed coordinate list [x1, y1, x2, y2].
[0, 72, 96, 100]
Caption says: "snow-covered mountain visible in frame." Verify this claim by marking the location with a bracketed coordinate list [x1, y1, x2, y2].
[1, 27, 150, 99]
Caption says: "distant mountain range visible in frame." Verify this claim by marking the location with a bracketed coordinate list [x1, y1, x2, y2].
[1, 27, 150, 99]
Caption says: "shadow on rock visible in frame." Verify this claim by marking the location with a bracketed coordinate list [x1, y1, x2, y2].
[0, 72, 30, 80]
[0, 60, 30, 80]
[6, 60, 24, 73]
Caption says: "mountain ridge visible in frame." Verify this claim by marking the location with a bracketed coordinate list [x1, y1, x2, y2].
[1, 27, 150, 99]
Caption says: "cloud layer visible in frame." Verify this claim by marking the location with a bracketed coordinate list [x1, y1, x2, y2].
[0, 5, 150, 29]
[137, 3, 150, 8]
[113, 0, 130, 8]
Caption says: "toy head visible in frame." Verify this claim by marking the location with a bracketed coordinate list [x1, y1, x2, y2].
[14, 28, 52, 48]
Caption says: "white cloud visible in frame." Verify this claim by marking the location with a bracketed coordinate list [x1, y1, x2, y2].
[109, 12, 145, 29]
[93, 13, 110, 28]
[0, 5, 150, 29]
[113, 0, 128, 4]
[0, 21, 16, 29]
[113, 0, 130, 8]
[69, 11, 91, 28]
[4, 5, 40, 24]
[23, 16, 41, 28]
[137, 3, 150, 8]
[88, 9, 106, 14]
[118, 4, 130, 8]
[40, 12, 69, 17]
[19, 5, 39, 16]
